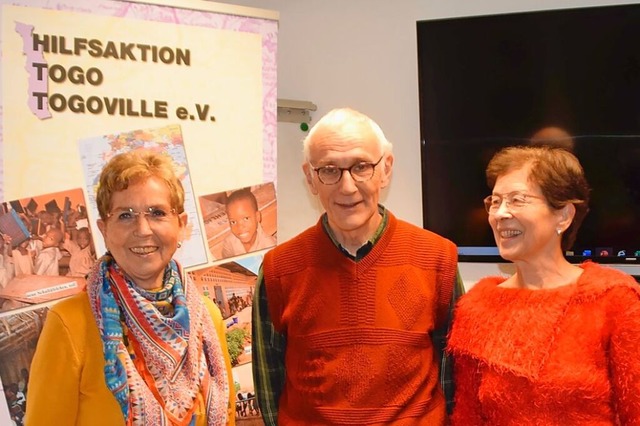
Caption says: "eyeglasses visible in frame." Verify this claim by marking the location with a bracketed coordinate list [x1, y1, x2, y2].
[311, 155, 384, 185]
[483, 192, 545, 214]
[106, 207, 177, 226]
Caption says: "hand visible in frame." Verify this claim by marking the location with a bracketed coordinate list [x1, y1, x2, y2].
[66, 210, 79, 228]
[0, 233, 11, 246]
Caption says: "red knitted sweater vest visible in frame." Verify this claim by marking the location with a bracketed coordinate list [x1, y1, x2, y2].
[263, 212, 457, 425]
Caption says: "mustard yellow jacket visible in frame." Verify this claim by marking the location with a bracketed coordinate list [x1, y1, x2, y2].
[26, 291, 235, 425]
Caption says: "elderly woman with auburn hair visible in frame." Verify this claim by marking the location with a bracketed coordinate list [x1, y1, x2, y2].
[27, 150, 235, 425]
[449, 145, 640, 424]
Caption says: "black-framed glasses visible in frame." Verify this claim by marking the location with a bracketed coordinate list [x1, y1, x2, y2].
[311, 155, 384, 185]
[483, 192, 545, 214]
[106, 206, 177, 227]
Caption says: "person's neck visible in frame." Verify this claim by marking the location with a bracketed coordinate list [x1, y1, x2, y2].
[509, 256, 582, 289]
[128, 274, 165, 292]
[242, 234, 258, 252]
[329, 213, 382, 256]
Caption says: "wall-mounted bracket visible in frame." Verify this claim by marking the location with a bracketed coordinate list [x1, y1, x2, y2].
[277, 98, 317, 123]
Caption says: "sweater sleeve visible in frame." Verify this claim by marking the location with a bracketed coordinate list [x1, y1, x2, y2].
[450, 354, 484, 425]
[609, 287, 640, 425]
[25, 308, 81, 426]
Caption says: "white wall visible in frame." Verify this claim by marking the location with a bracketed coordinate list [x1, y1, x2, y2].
[214, 0, 640, 285]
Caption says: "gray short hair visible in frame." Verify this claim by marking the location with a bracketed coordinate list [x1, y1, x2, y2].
[302, 108, 393, 161]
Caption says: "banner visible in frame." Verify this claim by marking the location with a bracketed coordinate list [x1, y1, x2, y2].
[0, 0, 277, 423]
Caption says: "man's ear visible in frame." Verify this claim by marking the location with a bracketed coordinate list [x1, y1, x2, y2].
[380, 153, 394, 188]
[302, 163, 319, 195]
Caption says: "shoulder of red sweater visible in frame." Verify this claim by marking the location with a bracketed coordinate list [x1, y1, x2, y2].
[460, 263, 639, 303]
[462, 275, 505, 294]
[577, 261, 640, 298]
[263, 220, 330, 276]
[580, 260, 633, 280]
[389, 212, 456, 247]
[266, 222, 320, 253]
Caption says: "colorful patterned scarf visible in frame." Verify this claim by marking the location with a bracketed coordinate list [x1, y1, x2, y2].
[87, 254, 229, 425]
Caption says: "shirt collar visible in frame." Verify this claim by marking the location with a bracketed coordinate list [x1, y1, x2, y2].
[322, 205, 388, 261]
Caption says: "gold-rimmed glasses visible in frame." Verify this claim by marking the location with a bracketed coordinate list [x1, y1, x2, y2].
[483, 192, 545, 214]
[106, 206, 177, 227]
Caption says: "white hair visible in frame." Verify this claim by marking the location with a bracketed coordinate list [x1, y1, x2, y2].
[302, 108, 393, 161]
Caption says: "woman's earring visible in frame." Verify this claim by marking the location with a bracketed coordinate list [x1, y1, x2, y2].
[177, 241, 182, 248]
[556, 228, 562, 236]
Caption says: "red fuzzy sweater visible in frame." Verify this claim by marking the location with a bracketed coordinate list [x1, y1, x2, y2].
[264, 212, 457, 425]
[448, 262, 640, 425]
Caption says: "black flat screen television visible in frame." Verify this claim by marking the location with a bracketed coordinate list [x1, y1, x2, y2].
[417, 4, 640, 264]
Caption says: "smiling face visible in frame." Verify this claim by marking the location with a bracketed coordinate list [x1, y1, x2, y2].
[97, 176, 187, 290]
[76, 228, 91, 250]
[226, 198, 259, 249]
[489, 165, 571, 264]
[42, 228, 63, 248]
[303, 120, 393, 246]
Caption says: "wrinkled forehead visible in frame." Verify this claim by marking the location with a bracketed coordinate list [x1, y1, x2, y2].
[494, 163, 541, 191]
[308, 122, 381, 161]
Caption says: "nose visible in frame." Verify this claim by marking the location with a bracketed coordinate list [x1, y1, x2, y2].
[132, 213, 154, 235]
[492, 200, 513, 218]
[338, 169, 358, 193]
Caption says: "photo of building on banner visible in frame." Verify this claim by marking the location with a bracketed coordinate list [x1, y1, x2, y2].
[187, 254, 263, 420]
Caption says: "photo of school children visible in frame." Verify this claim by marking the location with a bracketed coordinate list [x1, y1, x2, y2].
[0, 188, 97, 313]
[198, 182, 277, 261]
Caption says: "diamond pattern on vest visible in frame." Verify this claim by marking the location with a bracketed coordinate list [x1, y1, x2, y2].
[388, 272, 429, 329]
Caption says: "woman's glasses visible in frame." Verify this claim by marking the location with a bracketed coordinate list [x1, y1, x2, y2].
[483, 192, 545, 214]
[106, 207, 177, 226]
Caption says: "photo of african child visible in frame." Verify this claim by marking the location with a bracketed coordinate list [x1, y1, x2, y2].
[198, 182, 276, 261]
[0, 188, 97, 313]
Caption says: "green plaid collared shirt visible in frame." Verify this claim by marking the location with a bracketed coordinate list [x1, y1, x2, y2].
[251, 207, 464, 425]
[434, 270, 465, 415]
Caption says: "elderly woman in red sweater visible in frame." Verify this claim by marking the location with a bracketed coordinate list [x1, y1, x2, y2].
[448, 145, 640, 424]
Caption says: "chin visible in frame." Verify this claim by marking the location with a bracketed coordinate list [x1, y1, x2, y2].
[497, 248, 517, 262]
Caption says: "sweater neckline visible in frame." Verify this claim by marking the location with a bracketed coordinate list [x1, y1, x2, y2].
[448, 262, 621, 379]
[481, 262, 596, 295]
